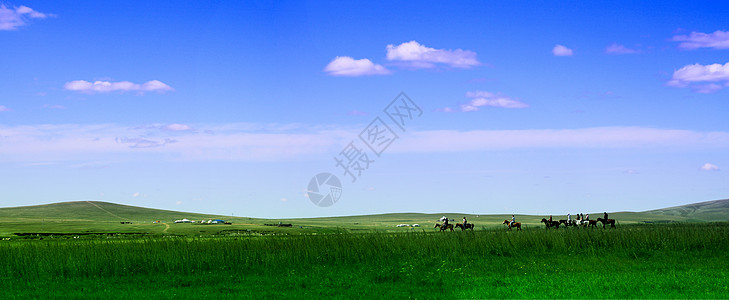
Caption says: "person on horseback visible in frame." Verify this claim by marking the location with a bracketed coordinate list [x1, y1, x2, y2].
[462, 216, 468, 227]
[585, 213, 589, 220]
[441, 216, 449, 227]
[604, 212, 608, 220]
[510, 215, 515, 226]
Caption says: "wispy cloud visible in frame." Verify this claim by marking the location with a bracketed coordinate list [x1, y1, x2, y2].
[700, 163, 720, 171]
[672, 30, 729, 50]
[0, 4, 53, 30]
[41, 104, 65, 109]
[605, 43, 639, 54]
[392, 127, 729, 153]
[2, 124, 727, 163]
[440, 91, 529, 112]
[323, 56, 390, 77]
[386, 41, 480, 68]
[64, 80, 174, 94]
[162, 124, 193, 131]
[552, 44, 573, 56]
[667, 62, 729, 93]
[0, 105, 11, 112]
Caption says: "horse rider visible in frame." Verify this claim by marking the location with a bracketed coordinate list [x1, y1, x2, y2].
[604, 211, 608, 221]
[585, 213, 589, 220]
[567, 213, 571, 223]
[510, 215, 515, 227]
[462, 216, 468, 227]
[441, 216, 449, 227]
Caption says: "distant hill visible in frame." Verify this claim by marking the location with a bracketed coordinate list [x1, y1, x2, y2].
[0, 201, 224, 222]
[1, 199, 728, 224]
[644, 199, 729, 221]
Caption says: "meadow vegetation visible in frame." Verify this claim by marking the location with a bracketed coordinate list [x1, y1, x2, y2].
[1, 222, 728, 298]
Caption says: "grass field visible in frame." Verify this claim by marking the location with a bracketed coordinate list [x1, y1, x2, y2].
[2, 222, 728, 298]
[1, 200, 728, 298]
[0, 200, 717, 237]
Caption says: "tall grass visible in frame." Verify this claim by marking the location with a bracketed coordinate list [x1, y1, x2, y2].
[1, 223, 728, 298]
[1, 223, 727, 279]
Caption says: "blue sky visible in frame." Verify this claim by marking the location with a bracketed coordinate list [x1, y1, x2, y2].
[1, 1, 727, 218]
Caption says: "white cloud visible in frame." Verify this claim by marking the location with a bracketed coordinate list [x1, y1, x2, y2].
[42, 104, 65, 109]
[0, 105, 11, 112]
[672, 30, 729, 50]
[442, 91, 529, 112]
[323, 56, 390, 76]
[605, 43, 639, 54]
[0, 4, 52, 30]
[700, 163, 720, 171]
[64, 80, 174, 94]
[386, 41, 480, 68]
[552, 44, 573, 56]
[667, 62, 729, 93]
[623, 169, 639, 174]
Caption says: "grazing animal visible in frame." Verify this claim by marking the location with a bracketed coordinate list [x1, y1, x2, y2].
[541, 218, 561, 229]
[455, 223, 474, 231]
[502, 220, 521, 231]
[434, 223, 454, 232]
[597, 218, 616, 228]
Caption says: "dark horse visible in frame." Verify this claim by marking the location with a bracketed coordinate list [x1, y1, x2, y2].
[434, 223, 454, 231]
[597, 217, 616, 228]
[541, 218, 561, 229]
[455, 223, 474, 231]
[502, 220, 521, 231]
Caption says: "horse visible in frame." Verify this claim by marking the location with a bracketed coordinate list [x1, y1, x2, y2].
[434, 223, 454, 232]
[541, 218, 561, 229]
[502, 220, 521, 231]
[455, 223, 474, 231]
[597, 218, 616, 228]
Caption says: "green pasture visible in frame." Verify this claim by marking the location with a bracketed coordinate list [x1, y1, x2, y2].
[1, 222, 729, 298]
[0, 200, 712, 237]
[1, 200, 728, 298]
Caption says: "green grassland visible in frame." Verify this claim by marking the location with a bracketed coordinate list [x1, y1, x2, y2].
[1, 200, 728, 298]
[1, 223, 728, 298]
[2, 200, 723, 237]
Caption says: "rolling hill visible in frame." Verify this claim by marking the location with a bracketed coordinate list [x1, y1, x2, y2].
[0, 201, 226, 222]
[0, 199, 727, 236]
[644, 198, 729, 221]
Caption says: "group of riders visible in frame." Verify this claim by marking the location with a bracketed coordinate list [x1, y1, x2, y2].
[541, 211, 614, 228]
[437, 211, 615, 231]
